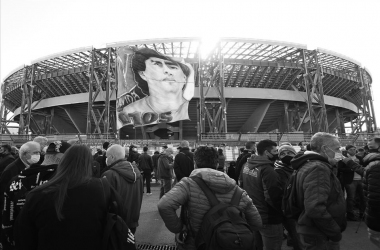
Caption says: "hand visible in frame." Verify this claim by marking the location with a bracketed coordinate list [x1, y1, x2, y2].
[175, 225, 187, 244]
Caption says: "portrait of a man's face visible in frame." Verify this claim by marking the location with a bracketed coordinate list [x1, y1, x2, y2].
[116, 47, 194, 128]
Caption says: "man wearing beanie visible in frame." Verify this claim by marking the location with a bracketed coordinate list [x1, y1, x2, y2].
[1, 141, 71, 248]
[173, 140, 194, 182]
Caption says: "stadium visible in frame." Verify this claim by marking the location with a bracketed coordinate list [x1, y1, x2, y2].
[0, 38, 377, 148]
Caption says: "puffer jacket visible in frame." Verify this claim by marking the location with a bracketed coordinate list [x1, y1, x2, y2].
[157, 168, 262, 250]
[101, 159, 143, 229]
[363, 152, 380, 231]
[240, 155, 283, 224]
[291, 152, 346, 242]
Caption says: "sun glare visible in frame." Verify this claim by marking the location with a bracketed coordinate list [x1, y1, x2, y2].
[200, 37, 220, 59]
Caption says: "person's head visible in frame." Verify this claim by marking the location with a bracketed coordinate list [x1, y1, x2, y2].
[257, 139, 278, 161]
[245, 141, 256, 150]
[164, 148, 174, 156]
[19, 141, 41, 165]
[239, 147, 245, 154]
[180, 140, 190, 148]
[33, 136, 48, 151]
[345, 145, 356, 157]
[103, 141, 110, 150]
[132, 48, 190, 96]
[106, 145, 125, 166]
[42, 141, 71, 166]
[143, 146, 148, 152]
[32, 144, 93, 221]
[154, 151, 160, 155]
[11, 146, 19, 157]
[310, 132, 342, 165]
[129, 145, 138, 152]
[0, 144, 12, 156]
[194, 146, 218, 169]
[298, 141, 307, 150]
[278, 145, 296, 165]
[367, 137, 380, 153]
[218, 148, 223, 155]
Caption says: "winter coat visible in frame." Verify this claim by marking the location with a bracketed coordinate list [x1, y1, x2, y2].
[291, 152, 346, 242]
[274, 160, 294, 190]
[217, 155, 225, 172]
[152, 153, 160, 170]
[127, 150, 140, 163]
[101, 159, 143, 229]
[157, 168, 262, 250]
[138, 152, 153, 173]
[363, 152, 380, 231]
[14, 178, 108, 250]
[173, 148, 194, 181]
[158, 154, 173, 180]
[0, 154, 15, 176]
[240, 155, 283, 224]
[235, 151, 253, 183]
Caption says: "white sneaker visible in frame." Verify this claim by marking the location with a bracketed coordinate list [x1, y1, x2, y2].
[146, 193, 152, 195]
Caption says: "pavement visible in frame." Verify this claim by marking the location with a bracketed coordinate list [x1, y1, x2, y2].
[135, 182, 378, 250]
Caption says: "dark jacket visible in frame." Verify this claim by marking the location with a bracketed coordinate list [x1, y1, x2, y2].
[235, 150, 253, 183]
[217, 155, 225, 172]
[173, 147, 194, 182]
[152, 153, 160, 170]
[291, 152, 346, 241]
[102, 159, 143, 229]
[138, 152, 153, 173]
[127, 150, 140, 163]
[14, 178, 108, 250]
[240, 155, 283, 224]
[0, 154, 15, 176]
[158, 154, 173, 180]
[362, 152, 380, 231]
[0, 158, 27, 199]
[274, 160, 294, 190]
[2, 163, 57, 248]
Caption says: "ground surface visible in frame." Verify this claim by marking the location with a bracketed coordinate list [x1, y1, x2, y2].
[135, 182, 378, 250]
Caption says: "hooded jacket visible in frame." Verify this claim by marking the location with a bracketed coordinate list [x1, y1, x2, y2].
[240, 155, 283, 224]
[291, 152, 346, 241]
[157, 168, 262, 250]
[274, 160, 294, 190]
[173, 147, 194, 181]
[362, 152, 380, 231]
[101, 159, 143, 229]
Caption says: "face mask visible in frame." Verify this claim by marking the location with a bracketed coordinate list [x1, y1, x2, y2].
[27, 154, 40, 164]
[324, 146, 342, 165]
[281, 155, 294, 165]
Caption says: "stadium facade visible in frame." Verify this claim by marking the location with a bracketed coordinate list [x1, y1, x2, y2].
[0, 38, 377, 143]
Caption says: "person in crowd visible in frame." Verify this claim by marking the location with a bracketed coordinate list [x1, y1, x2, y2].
[158, 148, 174, 198]
[138, 146, 154, 195]
[298, 141, 307, 152]
[274, 144, 301, 250]
[127, 145, 140, 164]
[157, 146, 262, 250]
[1, 141, 71, 249]
[356, 147, 366, 164]
[93, 148, 102, 161]
[10, 146, 19, 160]
[0, 145, 15, 176]
[234, 141, 256, 184]
[291, 132, 346, 249]
[343, 145, 365, 221]
[152, 151, 160, 183]
[97, 141, 110, 173]
[173, 140, 194, 182]
[217, 148, 225, 172]
[33, 136, 48, 164]
[236, 147, 245, 164]
[102, 144, 143, 234]
[240, 139, 283, 250]
[362, 137, 380, 248]
[14, 144, 114, 250]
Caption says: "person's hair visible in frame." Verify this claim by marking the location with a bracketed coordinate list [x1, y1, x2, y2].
[180, 140, 190, 148]
[131, 49, 190, 95]
[103, 142, 110, 150]
[33, 136, 48, 145]
[1, 144, 12, 153]
[19, 141, 40, 156]
[372, 137, 380, 146]
[257, 139, 277, 155]
[154, 151, 160, 154]
[245, 141, 256, 150]
[310, 132, 338, 153]
[31, 145, 93, 221]
[218, 148, 223, 155]
[107, 145, 125, 161]
[194, 146, 218, 169]
[298, 141, 306, 146]
[42, 154, 63, 165]
[357, 148, 365, 152]
[143, 146, 148, 152]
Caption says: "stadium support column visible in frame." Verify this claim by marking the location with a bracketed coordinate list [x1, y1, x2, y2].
[19, 66, 28, 134]
[25, 65, 35, 134]
[301, 50, 329, 133]
[104, 48, 111, 140]
[86, 49, 95, 135]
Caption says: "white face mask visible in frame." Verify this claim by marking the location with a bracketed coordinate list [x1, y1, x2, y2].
[28, 154, 40, 164]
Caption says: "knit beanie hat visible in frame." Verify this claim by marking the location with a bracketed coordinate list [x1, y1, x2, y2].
[278, 145, 296, 155]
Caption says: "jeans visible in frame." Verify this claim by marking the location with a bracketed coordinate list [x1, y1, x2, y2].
[258, 223, 283, 250]
[299, 234, 340, 250]
[143, 172, 151, 193]
[159, 179, 172, 198]
[345, 180, 365, 216]
[368, 228, 380, 248]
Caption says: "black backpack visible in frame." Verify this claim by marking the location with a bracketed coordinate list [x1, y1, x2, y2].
[191, 176, 254, 250]
[100, 178, 136, 250]
[282, 169, 302, 220]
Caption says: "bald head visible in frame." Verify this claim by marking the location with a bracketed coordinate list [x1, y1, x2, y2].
[106, 144, 125, 166]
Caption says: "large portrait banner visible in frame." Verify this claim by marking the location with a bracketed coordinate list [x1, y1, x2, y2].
[116, 47, 194, 129]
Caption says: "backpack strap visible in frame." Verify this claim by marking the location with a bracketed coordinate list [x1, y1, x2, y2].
[230, 186, 243, 206]
[191, 176, 219, 207]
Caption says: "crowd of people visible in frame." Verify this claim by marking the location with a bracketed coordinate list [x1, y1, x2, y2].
[0, 133, 379, 249]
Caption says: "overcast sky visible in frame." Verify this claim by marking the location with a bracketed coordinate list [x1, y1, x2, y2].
[1, 0, 379, 128]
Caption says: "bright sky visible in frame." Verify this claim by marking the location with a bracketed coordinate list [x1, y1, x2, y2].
[1, 0, 379, 128]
